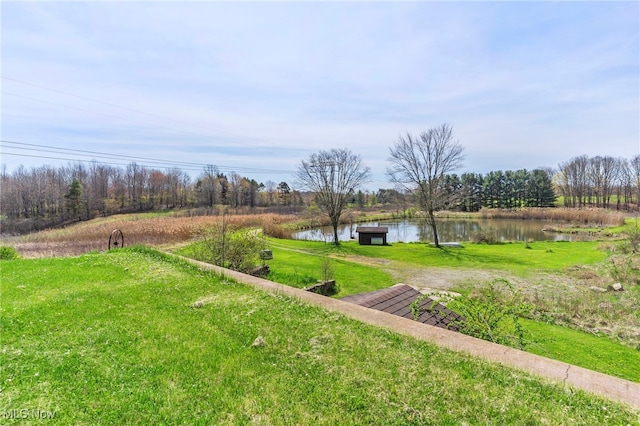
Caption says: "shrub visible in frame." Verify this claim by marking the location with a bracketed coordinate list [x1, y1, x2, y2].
[470, 227, 499, 244]
[262, 222, 292, 239]
[413, 279, 532, 350]
[197, 223, 266, 273]
[609, 254, 640, 286]
[320, 257, 334, 283]
[0, 245, 20, 260]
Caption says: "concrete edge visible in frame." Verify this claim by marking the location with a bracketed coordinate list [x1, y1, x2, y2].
[174, 254, 640, 410]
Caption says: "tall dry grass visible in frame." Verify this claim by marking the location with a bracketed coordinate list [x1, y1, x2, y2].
[11, 213, 299, 258]
[478, 208, 626, 226]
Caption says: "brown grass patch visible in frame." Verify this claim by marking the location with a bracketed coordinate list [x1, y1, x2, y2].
[11, 213, 299, 258]
[477, 207, 626, 226]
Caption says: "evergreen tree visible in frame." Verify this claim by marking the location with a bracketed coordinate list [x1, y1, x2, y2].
[65, 178, 84, 219]
[527, 169, 556, 207]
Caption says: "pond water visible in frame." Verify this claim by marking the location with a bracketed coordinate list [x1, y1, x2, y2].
[292, 218, 590, 243]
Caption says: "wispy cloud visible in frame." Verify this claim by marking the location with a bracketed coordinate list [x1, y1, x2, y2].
[2, 1, 638, 187]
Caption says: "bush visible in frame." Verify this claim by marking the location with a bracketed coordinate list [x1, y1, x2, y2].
[320, 257, 334, 283]
[609, 254, 640, 286]
[262, 222, 292, 239]
[0, 245, 20, 260]
[413, 279, 532, 350]
[470, 227, 499, 244]
[197, 223, 266, 273]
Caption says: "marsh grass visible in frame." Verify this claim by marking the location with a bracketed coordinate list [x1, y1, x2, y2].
[1, 249, 637, 424]
[8, 213, 298, 258]
[477, 207, 626, 226]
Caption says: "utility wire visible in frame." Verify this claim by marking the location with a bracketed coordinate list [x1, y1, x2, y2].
[1, 140, 294, 175]
[1, 76, 313, 177]
[0, 152, 205, 172]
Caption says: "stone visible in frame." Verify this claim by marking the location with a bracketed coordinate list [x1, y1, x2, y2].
[252, 336, 265, 347]
[607, 283, 624, 292]
[589, 286, 607, 293]
[249, 264, 270, 277]
[305, 280, 336, 296]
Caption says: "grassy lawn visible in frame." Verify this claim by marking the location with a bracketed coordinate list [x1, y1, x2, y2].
[266, 238, 608, 275]
[354, 240, 606, 274]
[265, 243, 394, 296]
[1, 248, 637, 424]
[257, 238, 639, 382]
[522, 319, 640, 383]
[177, 238, 395, 297]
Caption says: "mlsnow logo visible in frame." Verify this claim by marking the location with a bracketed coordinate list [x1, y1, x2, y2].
[1, 409, 56, 419]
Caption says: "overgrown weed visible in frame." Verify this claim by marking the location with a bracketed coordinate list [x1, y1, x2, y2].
[478, 207, 626, 226]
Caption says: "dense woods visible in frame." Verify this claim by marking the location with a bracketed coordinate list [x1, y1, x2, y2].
[1, 153, 639, 234]
[0, 162, 304, 233]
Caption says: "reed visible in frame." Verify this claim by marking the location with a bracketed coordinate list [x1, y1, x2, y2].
[11, 213, 299, 258]
[478, 207, 626, 226]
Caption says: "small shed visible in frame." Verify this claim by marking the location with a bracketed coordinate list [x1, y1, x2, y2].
[356, 226, 389, 245]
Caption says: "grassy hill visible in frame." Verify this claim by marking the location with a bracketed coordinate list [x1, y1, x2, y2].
[1, 247, 637, 424]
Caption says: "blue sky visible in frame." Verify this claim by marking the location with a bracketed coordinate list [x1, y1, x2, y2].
[2, 1, 638, 190]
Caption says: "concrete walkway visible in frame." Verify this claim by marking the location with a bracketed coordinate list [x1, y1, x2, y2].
[176, 255, 640, 410]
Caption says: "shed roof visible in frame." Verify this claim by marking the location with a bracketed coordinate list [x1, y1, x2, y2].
[356, 226, 389, 234]
[341, 284, 463, 331]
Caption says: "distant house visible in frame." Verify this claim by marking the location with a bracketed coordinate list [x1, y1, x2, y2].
[356, 226, 389, 245]
[341, 284, 464, 331]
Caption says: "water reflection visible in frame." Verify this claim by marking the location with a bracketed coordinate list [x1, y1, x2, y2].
[293, 218, 589, 243]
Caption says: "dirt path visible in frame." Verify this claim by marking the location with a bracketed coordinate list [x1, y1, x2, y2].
[336, 254, 524, 291]
[334, 254, 598, 299]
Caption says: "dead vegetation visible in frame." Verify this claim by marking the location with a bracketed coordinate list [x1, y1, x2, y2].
[5, 213, 298, 258]
[477, 207, 626, 226]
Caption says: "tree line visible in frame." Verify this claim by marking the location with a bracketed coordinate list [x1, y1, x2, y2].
[0, 161, 303, 233]
[556, 154, 640, 210]
[2, 150, 639, 236]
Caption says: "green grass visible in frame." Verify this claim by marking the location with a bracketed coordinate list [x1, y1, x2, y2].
[266, 238, 608, 275]
[258, 238, 640, 382]
[1, 248, 637, 424]
[176, 238, 395, 297]
[522, 319, 640, 383]
[266, 243, 394, 296]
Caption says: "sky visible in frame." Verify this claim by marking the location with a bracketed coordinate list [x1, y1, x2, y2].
[1, 1, 639, 190]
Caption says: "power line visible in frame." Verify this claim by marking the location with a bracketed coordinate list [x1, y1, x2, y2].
[4, 140, 212, 169]
[0, 151, 200, 172]
[1, 76, 313, 178]
[1, 140, 294, 175]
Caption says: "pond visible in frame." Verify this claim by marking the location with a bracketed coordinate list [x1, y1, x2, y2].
[292, 218, 591, 243]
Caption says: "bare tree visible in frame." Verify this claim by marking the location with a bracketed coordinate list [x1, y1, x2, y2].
[197, 165, 220, 208]
[632, 154, 640, 212]
[387, 123, 465, 247]
[296, 148, 371, 245]
[264, 180, 277, 206]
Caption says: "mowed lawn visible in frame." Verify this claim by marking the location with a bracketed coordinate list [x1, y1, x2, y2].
[268, 238, 609, 275]
[1, 248, 637, 425]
